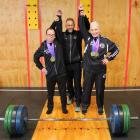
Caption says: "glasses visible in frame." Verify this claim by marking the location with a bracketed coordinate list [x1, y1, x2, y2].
[66, 24, 74, 27]
[47, 34, 55, 37]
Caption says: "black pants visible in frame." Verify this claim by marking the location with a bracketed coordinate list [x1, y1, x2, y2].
[47, 75, 67, 110]
[82, 69, 106, 110]
[66, 62, 82, 106]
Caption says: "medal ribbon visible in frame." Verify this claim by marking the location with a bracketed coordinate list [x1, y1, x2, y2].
[46, 41, 55, 57]
[92, 38, 100, 52]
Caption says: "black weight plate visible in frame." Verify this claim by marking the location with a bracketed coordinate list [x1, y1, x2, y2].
[117, 105, 124, 135]
[11, 106, 19, 136]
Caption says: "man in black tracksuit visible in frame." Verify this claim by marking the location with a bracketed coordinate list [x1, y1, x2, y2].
[34, 28, 68, 114]
[50, 10, 90, 112]
[78, 5, 119, 115]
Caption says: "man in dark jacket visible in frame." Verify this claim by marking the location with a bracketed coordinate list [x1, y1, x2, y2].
[34, 28, 68, 114]
[50, 10, 90, 112]
[78, 5, 119, 115]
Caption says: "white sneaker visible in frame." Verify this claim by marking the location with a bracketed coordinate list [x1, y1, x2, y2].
[67, 98, 72, 105]
[75, 106, 81, 112]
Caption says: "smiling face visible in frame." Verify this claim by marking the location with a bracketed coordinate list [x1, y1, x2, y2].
[46, 29, 55, 43]
[65, 18, 75, 33]
[90, 21, 100, 37]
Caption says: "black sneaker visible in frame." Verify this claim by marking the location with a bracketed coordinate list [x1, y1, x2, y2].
[98, 108, 103, 115]
[82, 109, 87, 114]
[62, 108, 68, 114]
[46, 108, 53, 114]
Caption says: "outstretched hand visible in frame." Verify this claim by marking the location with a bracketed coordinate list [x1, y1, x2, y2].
[79, 4, 84, 11]
[54, 10, 62, 21]
[79, 4, 85, 16]
[80, 10, 85, 16]
[56, 9, 62, 16]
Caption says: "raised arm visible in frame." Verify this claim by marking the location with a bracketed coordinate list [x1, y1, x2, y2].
[84, 15, 90, 31]
[50, 10, 64, 44]
[55, 16, 65, 44]
[78, 5, 90, 42]
[50, 21, 56, 30]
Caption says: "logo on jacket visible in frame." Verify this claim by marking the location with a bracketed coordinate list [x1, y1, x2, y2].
[103, 74, 106, 79]
[73, 36, 77, 39]
[100, 43, 105, 48]
[44, 49, 49, 54]
[90, 41, 93, 46]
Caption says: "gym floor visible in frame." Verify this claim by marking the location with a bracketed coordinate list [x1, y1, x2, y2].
[0, 88, 140, 140]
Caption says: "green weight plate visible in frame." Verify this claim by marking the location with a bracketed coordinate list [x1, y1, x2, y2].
[4, 105, 13, 135]
[7, 105, 14, 135]
[125, 104, 130, 130]
[122, 104, 128, 134]
[123, 104, 130, 134]
[123, 105, 129, 134]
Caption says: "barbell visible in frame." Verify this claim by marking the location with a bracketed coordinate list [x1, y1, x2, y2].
[0, 104, 139, 137]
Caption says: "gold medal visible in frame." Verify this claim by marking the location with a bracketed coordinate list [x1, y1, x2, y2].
[90, 52, 94, 56]
[90, 52, 99, 57]
[50, 56, 55, 62]
[94, 52, 99, 57]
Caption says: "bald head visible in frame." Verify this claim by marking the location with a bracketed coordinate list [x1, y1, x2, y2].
[90, 21, 100, 37]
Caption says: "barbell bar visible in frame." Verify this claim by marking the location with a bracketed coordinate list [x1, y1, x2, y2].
[0, 116, 139, 122]
[0, 104, 139, 136]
